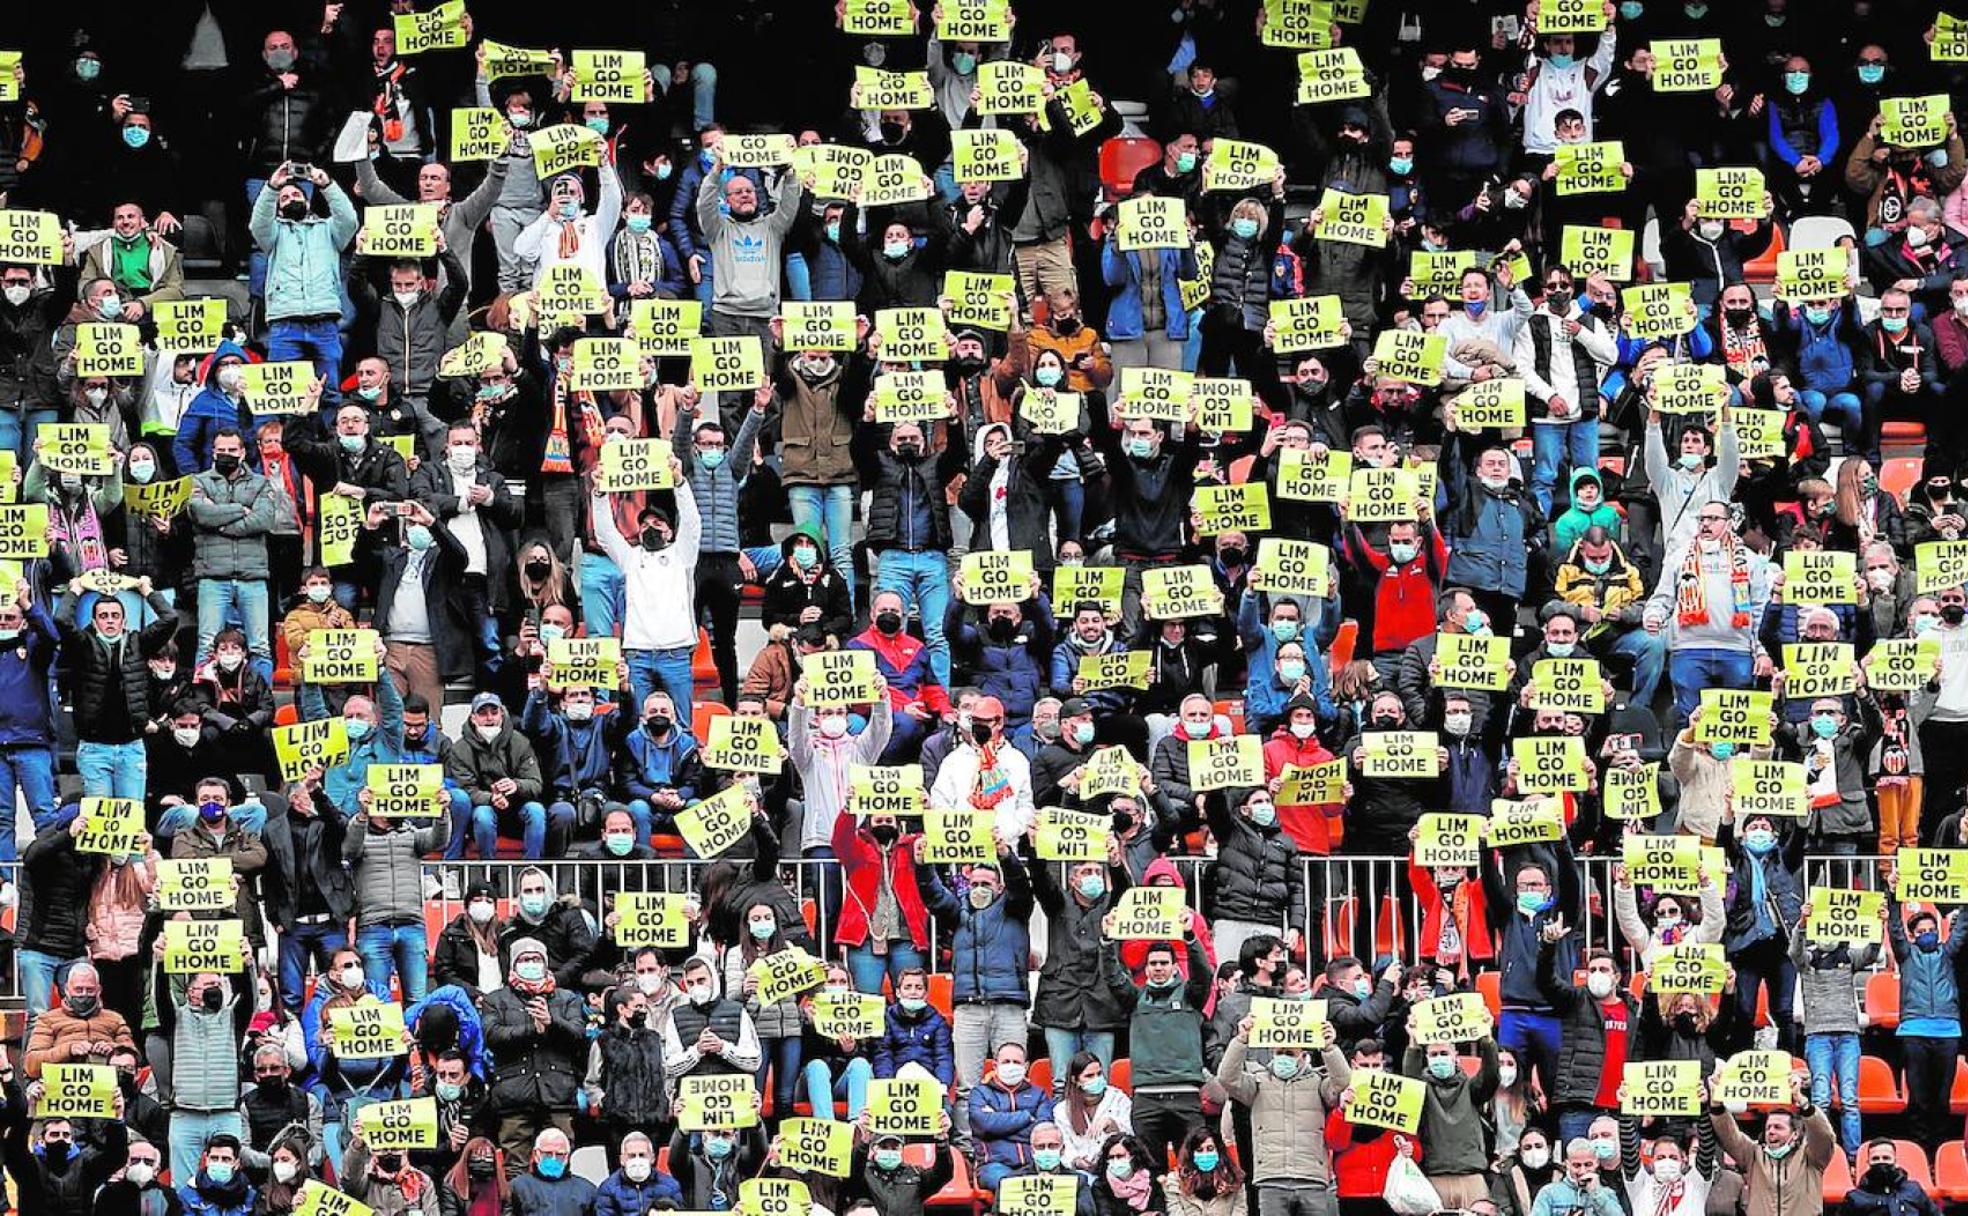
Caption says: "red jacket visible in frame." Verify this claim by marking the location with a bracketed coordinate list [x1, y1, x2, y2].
[1327, 1106, 1421, 1198]
[831, 810, 931, 950]
[1343, 520, 1449, 655]
[1262, 728, 1340, 855]
[1406, 855, 1495, 974]
[848, 627, 953, 717]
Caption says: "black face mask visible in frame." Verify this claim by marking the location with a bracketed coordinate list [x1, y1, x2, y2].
[280, 201, 308, 220]
[1866, 1165, 1906, 1190]
[875, 611, 903, 636]
[952, 354, 988, 374]
[374, 1153, 404, 1175]
[894, 442, 922, 459]
[42, 1141, 71, 1166]
[987, 617, 1017, 641]
[646, 715, 673, 735]
[468, 1158, 498, 1179]
[871, 824, 901, 846]
[212, 454, 241, 476]
[524, 559, 551, 579]
[1219, 547, 1246, 567]
[879, 120, 907, 143]
[1671, 1012, 1699, 1035]
[626, 1010, 648, 1030]
[1372, 714, 1401, 728]
[1590, 301, 1616, 320]
[1052, 316, 1082, 335]
[257, 1075, 288, 1094]
[971, 720, 994, 745]
[1946, 605, 1966, 625]
[200, 986, 224, 1011]
[640, 527, 669, 552]
[1723, 306, 1754, 326]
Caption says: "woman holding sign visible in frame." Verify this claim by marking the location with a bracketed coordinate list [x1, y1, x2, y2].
[304, 946, 405, 1166]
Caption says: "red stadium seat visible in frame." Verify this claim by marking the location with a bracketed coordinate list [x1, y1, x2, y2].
[1329, 619, 1358, 677]
[692, 699, 730, 744]
[1895, 1141, 1935, 1193]
[1100, 137, 1162, 200]
[691, 628, 719, 698]
[928, 971, 954, 1020]
[1936, 1141, 1968, 1202]
[1739, 221, 1784, 284]
[1868, 971, 1901, 1031]
[1024, 1057, 1054, 1094]
[274, 702, 298, 727]
[1107, 1058, 1131, 1094]
[1821, 1148, 1854, 1206]
[1477, 971, 1502, 1021]
[1881, 421, 1928, 457]
[1857, 1055, 1906, 1114]
[1882, 457, 1923, 507]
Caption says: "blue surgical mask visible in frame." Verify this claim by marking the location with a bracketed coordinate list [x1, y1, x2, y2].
[1804, 305, 1832, 326]
[356, 385, 381, 402]
[705, 1136, 733, 1159]
[700, 149, 717, 169]
[1389, 541, 1418, 563]
[1742, 829, 1777, 854]
[519, 892, 549, 918]
[585, 117, 610, 135]
[1883, 315, 1908, 334]
[338, 433, 366, 454]
[1108, 1160, 1135, 1180]
[1125, 438, 1154, 459]
[1073, 722, 1095, 745]
[406, 525, 433, 551]
[1193, 1150, 1220, 1172]
[654, 162, 673, 181]
[345, 717, 371, 741]
[538, 1157, 567, 1179]
[1517, 891, 1548, 916]
[1918, 930, 1941, 950]
[1785, 71, 1810, 95]
[1465, 297, 1488, 317]
[1547, 641, 1575, 658]
[749, 918, 776, 940]
[1463, 610, 1485, 634]
[883, 239, 911, 259]
[625, 214, 652, 234]
[1594, 1141, 1619, 1162]
[1033, 1148, 1063, 1171]
[1811, 714, 1839, 738]
[875, 1149, 904, 1171]
[1035, 366, 1063, 388]
[1858, 64, 1886, 85]
[1082, 1076, 1107, 1097]
[1176, 152, 1199, 173]
[123, 125, 151, 149]
[1547, 53, 1575, 69]
[1710, 742, 1735, 760]
[1278, 660, 1306, 684]
[1427, 1056, 1457, 1080]
[1389, 156, 1413, 175]
[1076, 874, 1106, 900]
[1584, 558, 1611, 574]
[1269, 1054, 1300, 1079]
[558, 201, 580, 220]
[1271, 620, 1298, 643]
[1249, 801, 1277, 826]
[700, 449, 728, 471]
[1231, 218, 1260, 241]
[825, 221, 842, 243]
[952, 52, 978, 75]
[1619, 0, 1643, 16]
[899, 996, 927, 1013]
[205, 1163, 235, 1184]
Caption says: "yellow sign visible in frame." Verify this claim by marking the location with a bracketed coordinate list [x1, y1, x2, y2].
[872, 370, 947, 423]
[1116, 367, 1194, 422]
[1202, 139, 1282, 193]
[778, 1117, 855, 1177]
[704, 714, 786, 775]
[843, 0, 915, 35]
[1709, 1050, 1791, 1106]
[1079, 745, 1142, 799]
[354, 1097, 438, 1150]
[1109, 886, 1186, 940]
[1361, 731, 1441, 779]
[1623, 1060, 1702, 1117]
[1555, 141, 1625, 195]
[630, 298, 702, 357]
[811, 990, 885, 1039]
[74, 796, 143, 856]
[1530, 658, 1603, 714]
[777, 301, 857, 355]
[299, 628, 381, 684]
[357, 204, 439, 258]
[1436, 632, 1510, 692]
[937, 0, 1012, 41]
[0, 53, 17, 104]
[795, 144, 874, 200]
[722, 134, 797, 169]
[1652, 39, 1724, 90]
[1415, 813, 1482, 867]
[1056, 79, 1104, 136]
[36, 1064, 115, 1119]
[1314, 189, 1389, 247]
[1883, 94, 1950, 147]
[319, 488, 363, 562]
[161, 918, 247, 974]
[1696, 167, 1765, 220]
[1077, 650, 1152, 693]
[803, 649, 880, 707]
[675, 785, 755, 858]
[530, 124, 606, 178]
[858, 154, 931, 207]
[73, 323, 141, 379]
[1276, 448, 1350, 502]
[570, 50, 645, 104]
[450, 107, 505, 161]
[240, 361, 319, 415]
[1732, 408, 1786, 461]
[1036, 807, 1111, 862]
[868, 1076, 943, 1137]
[848, 764, 924, 817]
[1731, 758, 1807, 819]
[691, 336, 765, 393]
[1372, 330, 1447, 386]
[1347, 467, 1419, 522]
[0, 503, 46, 559]
[596, 437, 677, 493]
[1783, 550, 1856, 605]
[1513, 735, 1588, 793]
[1937, 12, 1968, 61]
[943, 271, 1015, 330]
[1781, 642, 1855, 699]
[480, 40, 556, 80]
[272, 716, 351, 783]
[437, 331, 507, 379]
[1919, 540, 1968, 594]
[1188, 734, 1265, 791]
[1486, 798, 1566, 846]
[1561, 226, 1636, 282]
[920, 809, 994, 865]
[749, 947, 828, 1006]
[977, 60, 1047, 115]
[741, 1180, 811, 1216]
[1194, 482, 1271, 535]
[546, 636, 622, 688]
[679, 1074, 760, 1129]
[1870, 638, 1941, 692]
[1622, 283, 1694, 340]
[960, 549, 1035, 604]
[1140, 564, 1220, 620]
[1019, 387, 1082, 435]
[0, 211, 62, 264]
[1249, 996, 1329, 1048]
[1623, 833, 1701, 891]
[1269, 295, 1347, 351]
[1346, 1070, 1426, 1132]
[1604, 764, 1662, 821]
[1776, 248, 1847, 300]
[156, 858, 234, 912]
[1451, 377, 1527, 432]
[1694, 689, 1774, 747]
[1261, 0, 1334, 49]
[1000, 1175, 1081, 1216]
[366, 764, 443, 821]
[1411, 992, 1493, 1044]
[1899, 849, 1968, 902]
[1805, 888, 1884, 945]
[393, 0, 467, 54]
[1538, 0, 1607, 32]
[950, 128, 1022, 182]
[1278, 758, 1346, 805]
[1296, 48, 1370, 104]
[331, 1001, 409, 1060]
[1250, 538, 1330, 598]
[1115, 195, 1189, 252]
[294, 1181, 374, 1216]
[538, 263, 607, 323]
[154, 297, 226, 355]
[570, 338, 640, 393]
[39, 423, 112, 476]
[1191, 378, 1255, 433]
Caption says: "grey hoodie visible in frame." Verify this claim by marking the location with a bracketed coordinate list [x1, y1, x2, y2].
[696, 169, 805, 318]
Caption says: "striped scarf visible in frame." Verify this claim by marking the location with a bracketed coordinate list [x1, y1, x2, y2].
[542, 375, 604, 476]
[970, 742, 1013, 810]
[48, 488, 107, 571]
[1674, 536, 1752, 629]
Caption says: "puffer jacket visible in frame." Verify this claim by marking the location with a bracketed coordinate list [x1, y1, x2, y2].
[84, 857, 154, 963]
[249, 180, 358, 322]
[970, 1075, 1055, 1172]
[1216, 1036, 1351, 1183]
[1441, 433, 1539, 598]
[55, 590, 178, 744]
[873, 1002, 954, 1082]
[864, 448, 954, 553]
[1538, 938, 1641, 1107]
[1203, 798, 1306, 934]
[0, 267, 73, 410]
[482, 984, 589, 1114]
[720, 942, 802, 1039]
[187, 466, 275, 580]
[1723, 842, 1805, 952]
[343, 819, 446, 928]
[1789, 930, 1878, 1035]
[445, 719, 544, 805]
[947, 594, 1052, 726]
[1845, 1170, 1945, 1216]
[1207, 228, 1272, 333]
[918, 850, 1031, 1005]
[243, 67, 330, 173]
[368, 247, 467, 400]
[1031, 857, 1130, 1031]
[1102, 241, 1198, 341]
[595, 1169, 683, 1216]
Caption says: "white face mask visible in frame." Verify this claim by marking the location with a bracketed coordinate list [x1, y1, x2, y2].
[1909, 226, 1932, 248]
[687, 982, 716, 1005]
[1442, 712, 1473, 737]
[624, 1158, 652, 1182]
[172, 726, 201, 748]
[467, 901, 496, 924]
[1586, 972, 1616, 999]
[997, 1062, 1026, 1086]
[1956, 296, 1968, 317]
[635, 972, 663, 995]
[271, 1160, 298, 1184]
[1498, 1063, 1518, 1087]
[1, 286, 29, 308]
[393, 290, 420, 308]
[1654, 1159, 1684, 1184]
[1289, 721, 1316, 740]
[127, 1163, 157, 1187]
[1522, 1147, 1551, 1170]
[477, 722, 501, 742]
[1697, 220, 1726, 241]
[217, 365, 245, 394]
[819, 715, 849, 738]
[341, 964, 365, 989]
[447, 445, 477, 472]
[84, 388, 108, 407]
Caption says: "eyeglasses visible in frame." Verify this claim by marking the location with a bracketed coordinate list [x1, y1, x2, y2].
[1858, 57, 1888, 66]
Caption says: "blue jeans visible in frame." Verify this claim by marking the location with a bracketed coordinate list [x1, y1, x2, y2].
[1667, 648, 1756, 724]
[1530, 420, 1600, 518]
[357, 922, 430, 1004]
[435, 787, 474, 860]
[874, 549, 952, 687]
[279, 920, 348, 1013]
[1557, 1108, 1602, 1145]
[759, 1035, 802, 1117]
[802, 1056, 872, 1120]
[788, 485, 857, 611]
[1046, 478, 1084, 547]
[0, 406, 58, 468]
[157, 799, 269, 842]
[18, 948, 80, 1037]
[1805, 1031, 1862, 1157]
[784, 252, 812, 302]
[652, 62, 718, 130]
[196, 578, 273, 682]
[744, 545, 784, 583]
[847, 940, 926, 995]
[1043, 1028, 1116, 1095]
[169, 1109, 243, 1189]
[579, 551, 626, 640]
[469, 799, 568, 859]
[1606, 627, 1667, 708]
[1500, 1009, 1565, 1102]
[75, 740, 146, 801]
[0, 744, 53, 869]
[1798, 389, 1864, 435]
[626, 647, 695, 723]
[266, 318, 344, 410]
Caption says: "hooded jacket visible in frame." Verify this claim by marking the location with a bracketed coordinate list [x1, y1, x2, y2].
[172, 340, 255, 476]
[1218, 1036, 1351, 1184]
[250, 180, 358, 322]
[444, 717, 544, 805]
[759, 527, 854, 639]
[919, 850, 1032, 1005]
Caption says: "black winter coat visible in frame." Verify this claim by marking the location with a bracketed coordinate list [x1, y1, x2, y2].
[481, 985, 588, 1115]
[1030, 855, 1131, 1032]
[19, 828, 100, 960]
[55, 590, 178, 744]
[1203, 798, 1306, 934]
[864, 449, 955, 553]
[0, 271, 73, 411]
[1537, 938, 1640, 1108]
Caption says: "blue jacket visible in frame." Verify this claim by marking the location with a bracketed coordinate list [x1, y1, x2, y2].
[605, 229, 689, 300]
[1888, 902, 1968, 1027]
[1100, 240, 1197, 341]
[948, 594, 1052, 726]
[301, 674, 404, 819]
[1774, 296, 1863, 395]
[873, 1003, 954, 1084]
[968, 1077, 1056, 1171]
[407, 984, 491, 1079]
[301, 981, 404, 1118]
[615, 726, 702, 802]
[250, 180, 358, 321]
[0, 603, 56, 745]
[523, 688, 633, 796]
[1050, 634, 1132, 716]
[178, 1178, 256, 1216]
[173, 340, 256, 475]
[508, 1172, 599, 1216]
[1440, 433, 1539, 598]
[595, 1167, 684, 1216]
[918, 852, 1032, 1005]
[1768, 96, 1839, 169]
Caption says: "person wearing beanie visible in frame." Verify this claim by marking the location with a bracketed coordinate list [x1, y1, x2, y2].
[480, 939, 587, 1177]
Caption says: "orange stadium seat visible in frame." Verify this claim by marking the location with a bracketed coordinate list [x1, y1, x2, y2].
[1822, 1149, 1854, 1206]
[1738, 220, 1784, 284]
[1881, 421, 1928, 456]
[691, 628, 719, 698]
[1857, 1055, 1906, 1114]
[1107, 1058, 1132, 1094]
[1329, 619, 1358, 676]
[274, 702, 298, 727]
[1936, 1141, 1968, 1202]
[1895, 1142, 1935, 1192]
[692, 699, 730, 744]
[1024, 1057, 1054, 1095]
[1100, 137, 1162, 200]
[1477, 971, 1502, 1021]
[1868, 971, 1900, 1031]
[1882, 457, 1923, 506]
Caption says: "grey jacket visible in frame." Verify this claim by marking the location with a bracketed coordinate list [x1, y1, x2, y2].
[354, 156, 506, 284]
[697, 168, 804, 318]
[187, 467, 275, 580]
[1215, 1035, 1351, 1184]
[170, 980, 246, 1111]
[1788, 927, 1879, 1034]
[363, 243, 469, 402]
[676, 398, 764, 555]
[343, 817, 447, 929]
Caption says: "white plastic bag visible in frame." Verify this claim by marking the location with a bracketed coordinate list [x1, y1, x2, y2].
[1383, 1149, 1443, 1216]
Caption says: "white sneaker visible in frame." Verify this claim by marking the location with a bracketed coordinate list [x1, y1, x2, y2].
[421, 873, 442, 901]
[440, 870, 461, 900]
